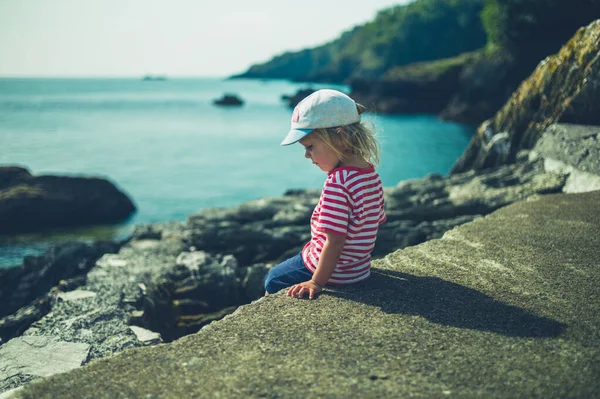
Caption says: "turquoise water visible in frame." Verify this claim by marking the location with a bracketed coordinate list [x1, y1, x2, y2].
[0, 78, 474, 267]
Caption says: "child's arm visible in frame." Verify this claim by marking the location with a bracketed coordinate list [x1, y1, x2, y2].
[287, 231, 345, 300]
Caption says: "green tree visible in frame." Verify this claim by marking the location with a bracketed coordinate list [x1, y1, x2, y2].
[481, 0, 600, 58]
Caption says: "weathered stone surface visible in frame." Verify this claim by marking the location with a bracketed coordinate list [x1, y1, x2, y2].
[128, 326, 161, 346]
[0, 166, 136, 234]
[56, 290, 97, 302]
[14, 190, 600, 398]
[0, 238, 186, 393]
[0, 233, 262, 394]
[0, 387, 23, 399]
[531, 124, 600, 175]
[452, 20, 600, 173]
[0, 241, 121, 343]
[0, 336, 89, 393]
[143, 250, 243, 341]
[377, 158, 565, 251]
[530, 123, 600, 193]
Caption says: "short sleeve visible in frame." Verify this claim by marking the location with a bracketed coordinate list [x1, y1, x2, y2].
[316, 181, 350, 236]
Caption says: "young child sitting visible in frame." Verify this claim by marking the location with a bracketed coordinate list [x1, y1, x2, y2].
[264, 89, 386, 300]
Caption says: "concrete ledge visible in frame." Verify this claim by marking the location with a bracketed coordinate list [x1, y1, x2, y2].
[13, 191, 600, 398]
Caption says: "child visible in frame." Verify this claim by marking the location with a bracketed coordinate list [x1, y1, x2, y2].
[264, 89, 386, 300]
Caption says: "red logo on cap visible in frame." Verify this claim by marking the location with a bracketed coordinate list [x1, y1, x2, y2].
[292, 107, 300, 123]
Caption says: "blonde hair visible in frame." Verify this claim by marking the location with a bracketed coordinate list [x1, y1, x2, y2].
[311, 104, 381, 167]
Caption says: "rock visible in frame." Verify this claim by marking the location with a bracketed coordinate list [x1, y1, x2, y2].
[0, 238, 184, 394]
[184, 197, 317, 266]
[529, 124, 600, 193]
[15, 190, 600, 398]
[281, 88, 315, 108]
[0, 387, 23, 399]
[240, 263, 270, 302]
[56, 290, 97, 302]
[22, 307, 143, 361]
[0, 166, 136, 234]
[451, 20, 600, 173]
[128, 326, 161, 346]
[375, 158, 566, 255]
[212, 93, 244, 106]
[0, 241, 121, 342]
[0, 299, 51, 347]
[0, 336, 90, 394]
[143, 251, 241, 341]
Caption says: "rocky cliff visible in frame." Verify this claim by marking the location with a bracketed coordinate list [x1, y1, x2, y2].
[451, 19, 600, 172]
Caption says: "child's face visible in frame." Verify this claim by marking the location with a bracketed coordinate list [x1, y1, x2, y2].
[299, 135, 341, 172]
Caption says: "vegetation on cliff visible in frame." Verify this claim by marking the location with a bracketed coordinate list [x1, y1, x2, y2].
[481, 0, 600, 60]
[236, 0, 599, 84]
[233, 0, 488, 82]
[235, 0, 599, 124]
[352, 0, 600, 122]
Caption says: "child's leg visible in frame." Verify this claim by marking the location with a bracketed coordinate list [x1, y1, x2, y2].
[264, 252, 313, 294]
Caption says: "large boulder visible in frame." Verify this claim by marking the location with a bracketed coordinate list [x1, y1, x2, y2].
[0, 166, 136, 234]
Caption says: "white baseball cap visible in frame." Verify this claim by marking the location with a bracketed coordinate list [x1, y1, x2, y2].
[281, 89, 361, 146]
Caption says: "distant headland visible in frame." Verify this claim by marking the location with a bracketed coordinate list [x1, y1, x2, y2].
[141, 75, 167, 81]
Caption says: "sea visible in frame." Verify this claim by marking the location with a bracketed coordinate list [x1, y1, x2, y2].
[0, 77, 475, 267]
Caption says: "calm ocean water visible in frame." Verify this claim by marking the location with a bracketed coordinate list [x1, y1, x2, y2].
[0, 77, 474, 267]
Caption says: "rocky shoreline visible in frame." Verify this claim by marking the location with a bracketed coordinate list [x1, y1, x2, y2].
[1, 123, 596, 393]
[1, 19, 600, 397]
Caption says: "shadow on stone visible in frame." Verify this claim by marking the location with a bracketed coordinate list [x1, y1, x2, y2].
[325, 268, 566, 338]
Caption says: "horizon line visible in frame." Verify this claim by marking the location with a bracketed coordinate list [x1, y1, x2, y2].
[0, 74, 234, 79]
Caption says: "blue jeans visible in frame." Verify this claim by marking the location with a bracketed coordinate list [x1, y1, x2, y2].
[264, 252, 314, 294]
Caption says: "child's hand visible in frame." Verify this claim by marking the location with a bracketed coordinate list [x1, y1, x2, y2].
[287, 280, 322, 300]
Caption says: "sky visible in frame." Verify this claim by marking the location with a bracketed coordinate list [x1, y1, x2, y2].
[0, 0, 410, 77]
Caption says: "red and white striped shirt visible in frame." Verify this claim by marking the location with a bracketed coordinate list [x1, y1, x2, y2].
[302, 165, 386, 285]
